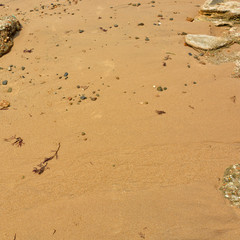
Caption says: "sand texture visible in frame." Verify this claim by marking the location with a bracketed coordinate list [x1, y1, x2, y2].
[0, 0, 240, 239]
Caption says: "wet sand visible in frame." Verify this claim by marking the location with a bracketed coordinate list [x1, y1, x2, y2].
[0, 0, 240, 239]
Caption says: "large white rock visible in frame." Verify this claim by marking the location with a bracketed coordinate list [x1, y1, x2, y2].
[185, 34, 232, 50]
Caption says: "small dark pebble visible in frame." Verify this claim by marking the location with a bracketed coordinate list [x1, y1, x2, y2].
[193, 81, 197, 84]
[138, 23, 144, 26]
[145, 37, 150, 41]
[188, 53, 192, 56]
[169, 18, 174, 21]
[2, 80, 8, 85]
[7, 87, 12, 92]
[77, 85, 80, 88]
[156, 110, 166, 115]
[21, 66, 25, 70]
[64, 72, 68, 77]
[90, 97, 97, 101]
[80, 95, 87, 100]
[79, 29, 84, 33]
[157, 86, 163, 91]
[114, 24, 118, 27]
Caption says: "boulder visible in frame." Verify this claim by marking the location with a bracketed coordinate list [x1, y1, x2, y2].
[185, 34, 232, 50]
[0, 15, 21, 57]
[199, 0, 240, 23]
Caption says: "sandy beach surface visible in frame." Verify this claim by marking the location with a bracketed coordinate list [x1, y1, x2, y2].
[0, 0, 240, 239]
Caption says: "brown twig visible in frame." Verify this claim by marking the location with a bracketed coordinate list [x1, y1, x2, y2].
[33, 143, 61, 175]
[13, 233, 16, 240]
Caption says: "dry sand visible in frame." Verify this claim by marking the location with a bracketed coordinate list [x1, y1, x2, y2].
[0, 0, 240, 239]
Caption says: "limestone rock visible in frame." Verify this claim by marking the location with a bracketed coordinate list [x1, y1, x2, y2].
[199, 0, 240, 23]
[185, 34, 232, 50]
[0, 15, 21, 57]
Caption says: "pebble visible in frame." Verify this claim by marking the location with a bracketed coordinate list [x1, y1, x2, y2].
[21, 66, 25, 70]
[79, 29, 84, 33]
[138, 23, 144, 26]
[0, 100, 10, 110]
[8, 66, 12, 71]
[2, 80, 8, 85]
[80, 95, 87, 100]
[145, 37, 150, 41]
[7, 87, 12, 92]
[64, 72, 68, 77]
[114, 24, 118, 27]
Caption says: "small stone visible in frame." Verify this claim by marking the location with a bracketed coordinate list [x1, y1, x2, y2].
[21, 66, 25, 70]
[79, 29, 84, 33]
[193, 81, 197, 84]
[7, 87, 12, 92]
[0, 100, 10, 110]
[138, 23, 144, 26]
[8, 66, 12, 71]
[77, 85, 80, 88]
[80, 95, 87, 100]
[169, 18, 174, 21]
[157, 86, 163, 91]
[114, 24, 118, 27]
[2, 80, 8, 85]
[64, 72, 68, 77]
[145, 37, 150, 41]
[90, 97, 97, 101]
[158, 14, 163, 17]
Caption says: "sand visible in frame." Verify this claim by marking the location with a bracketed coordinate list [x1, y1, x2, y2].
[0, 0, 240, 239]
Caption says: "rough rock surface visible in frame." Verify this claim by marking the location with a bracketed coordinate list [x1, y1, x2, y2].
[185, 34, 232, 50]
[0, 15, 21, 57]
[199, 0, 240, 23]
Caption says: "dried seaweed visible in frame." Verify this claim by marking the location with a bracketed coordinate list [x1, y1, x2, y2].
[33, 143, 60, 175]
[4, 135, 24, 147]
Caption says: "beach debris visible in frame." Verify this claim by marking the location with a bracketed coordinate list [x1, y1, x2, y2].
[33, 143, 61, 175]
[185, 34, 232, 50]
[230, 95, 236, 103]
[4, 135, 24, 147]
[155, 110, 166, 115]
[0, 15, 21, 57]
[220, 164, 240, 207]
[0, 100, 10, 110]
[23, 48, 33, 53]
